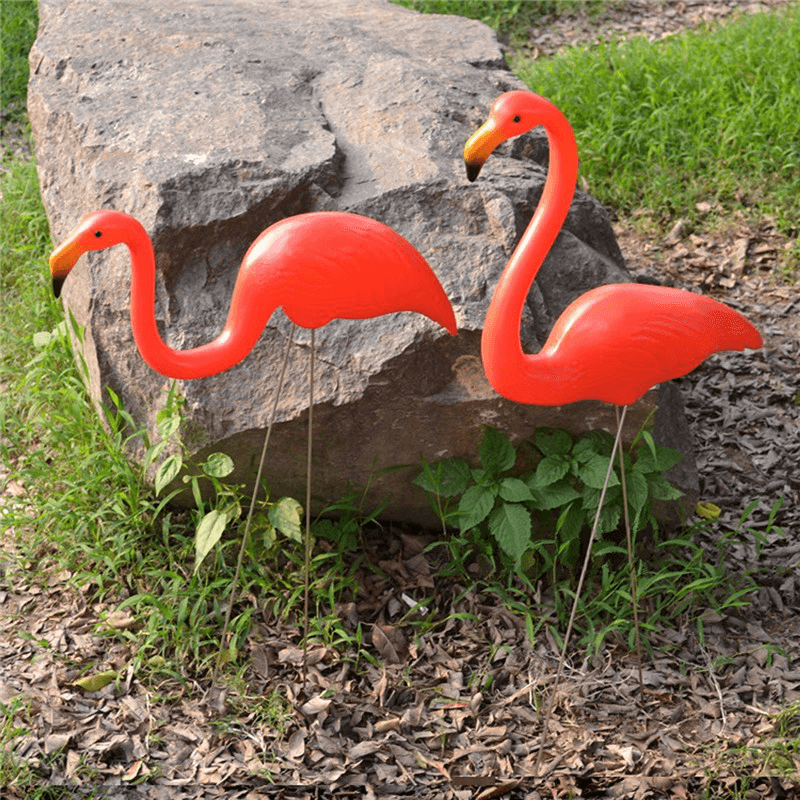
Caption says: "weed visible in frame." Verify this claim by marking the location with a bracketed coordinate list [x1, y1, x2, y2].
[706, 698, 800, 782]
[415, 424, 681, 579]
[415, 425, 756, 655]
[212, 673, 292, 739]
[0, 697, 37, 789]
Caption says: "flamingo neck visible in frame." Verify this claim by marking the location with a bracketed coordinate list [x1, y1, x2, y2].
[481, 102, 579, 403]
[126, 222, 276, 379]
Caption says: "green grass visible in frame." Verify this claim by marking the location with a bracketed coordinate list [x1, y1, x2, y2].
[513, 6, 800, 234]
[1, 0, 38, 131]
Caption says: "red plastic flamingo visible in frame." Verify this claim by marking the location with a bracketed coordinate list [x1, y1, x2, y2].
[50, 210, 457, 374]
[465, 92, 761, 406]
[464, 90, 761, 770]
[50, 209, 457, 683]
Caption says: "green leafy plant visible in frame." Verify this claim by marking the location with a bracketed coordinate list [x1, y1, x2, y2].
[414, 425, 759, 655]
[143, 386, 303, 573]
[415, 424, 682, 578]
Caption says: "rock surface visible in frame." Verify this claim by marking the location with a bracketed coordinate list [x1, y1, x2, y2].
[28, 0, 693, 522]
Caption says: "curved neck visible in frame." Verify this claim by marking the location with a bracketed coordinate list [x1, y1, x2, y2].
[481, 102, 579, 401]
[126, 223, 276, 379]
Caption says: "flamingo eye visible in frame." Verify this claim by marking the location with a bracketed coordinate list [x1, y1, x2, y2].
[94, 230, 103, 238]
[513, 115, 521, 123]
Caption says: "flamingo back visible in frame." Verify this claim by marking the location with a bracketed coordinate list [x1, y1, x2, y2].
[237, 212, 456, 334]
[537, 283, 763, 406]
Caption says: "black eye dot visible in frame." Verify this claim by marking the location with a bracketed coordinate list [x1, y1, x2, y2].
[94, 230, 103, 238]
[513, 115, 521, 123]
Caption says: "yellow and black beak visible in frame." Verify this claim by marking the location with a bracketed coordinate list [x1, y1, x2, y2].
[463, 117, 503, 183]
[49, 238, 82, 298]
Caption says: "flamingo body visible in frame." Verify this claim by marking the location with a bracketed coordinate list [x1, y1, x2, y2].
[485, 282, 762, 407]
[465, 91, 762, 406]
[50, 210, 457, 380]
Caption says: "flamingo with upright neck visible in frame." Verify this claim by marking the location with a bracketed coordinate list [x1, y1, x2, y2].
[464, 90, 761, 771]
[466, 91, 760, 406]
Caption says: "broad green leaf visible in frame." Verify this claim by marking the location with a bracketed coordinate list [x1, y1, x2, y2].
[458, 484, 495, 532]
[480, 427, 515, 477]
[625, 468, 648, 512]
[488, 503, 531, 569]
[156, 412, 181, 441]
[636, 438, 684, 473]
[647, 474, 683, 501]
[269, 497, 303, 543]
[578, 454, 619, 490]
[556, 501, 583, 543]
[74, 670, 118, 692]
[577, 429, 615, 462]
[144, 438, 168, 469]
[155, 453, 183, 495]
[582, 483, 621, 513]
[194, 508, 229, 571]
[534, 427, 572, 456]
[527, 478, 581, 510]
[499, 477, 534, 503]
[413, 458, 471, 497]
[641, 429, 658, 465]
[572, 436, 600, 464]
[533, 454, 571, 488]
[471, 467, 490, 487]
[654, 445, 684, 473]
[262, 521, 277, 550]
[594, 503, 622, 535]
[202, 452, 235, 478]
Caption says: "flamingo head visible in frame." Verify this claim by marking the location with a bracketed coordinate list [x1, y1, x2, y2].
[464, 90, 555, 182]
[50, 210, 138, 297]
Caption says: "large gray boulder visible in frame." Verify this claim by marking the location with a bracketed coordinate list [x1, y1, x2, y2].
[28, 0, 695, 523]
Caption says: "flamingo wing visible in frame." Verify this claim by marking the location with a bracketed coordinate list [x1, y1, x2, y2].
[238, 212, 457, 334]
[539, 283, 762, 406]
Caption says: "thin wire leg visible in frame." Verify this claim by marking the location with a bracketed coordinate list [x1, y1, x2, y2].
[616, 405, 643, 694]
[302, 328, 314, 692]
[213, 324, 296, 685]
[535, 404, 628, 777]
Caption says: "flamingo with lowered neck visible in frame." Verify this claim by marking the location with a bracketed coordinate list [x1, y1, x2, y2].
[464, 90, 761, 772]
[50, 208, 457, 686]
[50, 210, 457, 376]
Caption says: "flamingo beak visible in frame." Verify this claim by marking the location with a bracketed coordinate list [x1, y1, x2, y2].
[464, 118, 503, 182]
[49, 238, 82, 298]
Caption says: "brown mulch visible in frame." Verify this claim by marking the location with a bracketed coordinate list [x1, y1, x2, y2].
[2, 522, 800, 798]
[2, 1, 800, 797]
